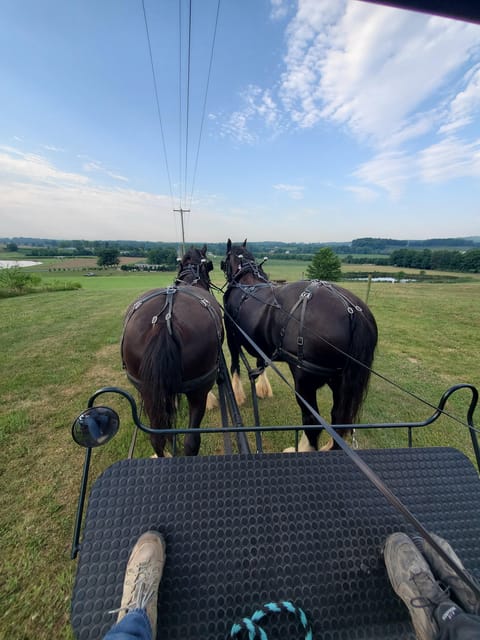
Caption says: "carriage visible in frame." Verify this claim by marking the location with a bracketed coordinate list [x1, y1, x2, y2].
[63, 2, 480, 638]
[69, 238, 480, 640]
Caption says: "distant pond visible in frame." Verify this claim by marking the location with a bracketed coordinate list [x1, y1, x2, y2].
[0, 260, 42, 269]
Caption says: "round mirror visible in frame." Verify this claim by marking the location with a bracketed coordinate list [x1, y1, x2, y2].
[72, 406, 120, 448]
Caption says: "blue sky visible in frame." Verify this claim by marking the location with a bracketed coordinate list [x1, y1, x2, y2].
[1, 0, 479, 244]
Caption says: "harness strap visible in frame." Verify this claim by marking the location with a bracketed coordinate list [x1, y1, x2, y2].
[227, 283, 280, 321]
[122, 286, 223, 393]
[151, 286, 176, 335]
[272, 347, 341, 377]
[125, 362, 219, 394]
[276, 281, 361, 370]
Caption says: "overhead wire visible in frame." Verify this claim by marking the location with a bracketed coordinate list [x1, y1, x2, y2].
[141, 0, 175, 211]
[142, 0, 221, 243]
[188, 0, 221, 209]
[178, 0, 183, 210]
[183, 0, 192, 209]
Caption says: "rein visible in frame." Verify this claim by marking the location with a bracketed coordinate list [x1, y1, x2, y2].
[222, 302, 480, 602]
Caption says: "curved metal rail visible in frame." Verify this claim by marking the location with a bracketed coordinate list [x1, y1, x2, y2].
[71, 382, 478, 559]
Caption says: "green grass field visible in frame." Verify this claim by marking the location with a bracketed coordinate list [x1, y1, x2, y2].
[0, 258, 479, 639]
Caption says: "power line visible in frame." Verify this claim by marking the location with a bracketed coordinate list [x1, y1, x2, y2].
[141, 0, 175, 210]
[178, 0, 183, 210]
[142, 0, 222, 246]
[188, 0, 221, 209]
[183, 0, 193, 209]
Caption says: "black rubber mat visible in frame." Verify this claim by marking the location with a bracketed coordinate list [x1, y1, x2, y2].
[71, 448, 480, 639]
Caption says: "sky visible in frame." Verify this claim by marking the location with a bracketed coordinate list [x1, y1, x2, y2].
[1, 0, 480, 245]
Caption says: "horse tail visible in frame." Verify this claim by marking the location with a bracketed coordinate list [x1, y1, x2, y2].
[138, 326, 183, 430]
[335, 310, 378, 423]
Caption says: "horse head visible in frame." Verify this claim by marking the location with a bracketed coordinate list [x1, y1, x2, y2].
[221, 239, 269, 284]
[176, 244, 213, 289]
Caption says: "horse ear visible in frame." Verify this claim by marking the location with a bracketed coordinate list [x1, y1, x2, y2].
[227, 239, 232, 252]
[242, 238, 247, 247]
[202, 244, 207, 254]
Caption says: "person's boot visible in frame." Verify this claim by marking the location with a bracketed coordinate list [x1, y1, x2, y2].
[117, 530, 166, 637]
[414, 532, 480, 615]
[384, 532, 458, 640]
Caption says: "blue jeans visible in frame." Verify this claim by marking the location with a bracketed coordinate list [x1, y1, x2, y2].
[104, 609, 152, 640]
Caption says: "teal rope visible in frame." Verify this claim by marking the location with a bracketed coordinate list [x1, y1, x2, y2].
[228, 601, 313, 640]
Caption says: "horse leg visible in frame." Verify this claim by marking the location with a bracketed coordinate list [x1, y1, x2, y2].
[255, 365, 273, 399]
[149, 431, 168, 457]
[226, 333, 246, 405]
[293, 369, 323, 451]
[321, 377, 354, 451]
[183, 389, 209, 456]
[232, 372, 246, 405]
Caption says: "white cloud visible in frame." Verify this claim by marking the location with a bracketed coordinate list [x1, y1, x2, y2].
[273, 183, 304, 199]
[0, 179, 172, 240]
[354, 135, 480, 196]
[0, 146, 170, 239]
[270, 0, 289, 21]
[41, 144, 65, 152]
[0, 148, 89, 185]
[82, 159, 129, 183]
[439, 65, 480, 134]
[354, 150, 414, 198]
[344, 185, 378, 202]
[418, 136, 480, 182]
[279, 1, 480, 144]
[220, 85, 284, 144]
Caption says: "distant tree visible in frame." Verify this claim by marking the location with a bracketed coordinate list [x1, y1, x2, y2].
[5, 242, 18, 252]
[306, 247, 342, 281]
[461, 249, 480, 273]
[97, 248, 120, 267]
[147, 247, 177, 267]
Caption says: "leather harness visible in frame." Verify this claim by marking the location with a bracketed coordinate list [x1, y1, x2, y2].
[122, 285, 223, 393]
[227, 276, 364, 378]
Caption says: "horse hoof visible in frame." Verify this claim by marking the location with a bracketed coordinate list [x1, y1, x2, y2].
[255, 372, 273, 399]
[320, 437, 334, 451]
[283, 446, 297, 453]
[206, 391, 218, 410]
[298, 433, 316, 452]
[283, 434, 316, 454]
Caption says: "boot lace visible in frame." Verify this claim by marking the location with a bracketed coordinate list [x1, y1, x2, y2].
[410, 570, 451, 610]
[109, 561, 157, 615]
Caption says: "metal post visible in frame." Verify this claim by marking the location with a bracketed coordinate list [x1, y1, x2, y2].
[173, 208, 190, 256]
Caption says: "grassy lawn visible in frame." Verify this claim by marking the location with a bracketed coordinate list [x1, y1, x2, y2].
[0, 259, 479, 639]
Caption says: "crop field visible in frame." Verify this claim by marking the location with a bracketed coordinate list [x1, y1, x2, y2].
[0, 258, 479, 639]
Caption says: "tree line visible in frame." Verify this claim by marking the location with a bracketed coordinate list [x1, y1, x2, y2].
[3, 237, 480, 273]
[347, 248, 480, 273]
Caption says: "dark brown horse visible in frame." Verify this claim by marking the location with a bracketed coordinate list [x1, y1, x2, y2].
[221, 239, 378, 451]
[121, 245, 223, 456]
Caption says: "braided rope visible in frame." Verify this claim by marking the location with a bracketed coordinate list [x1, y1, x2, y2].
[228, 601, 313, 640]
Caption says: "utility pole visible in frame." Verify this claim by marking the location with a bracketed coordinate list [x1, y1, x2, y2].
[173, 207, 190, 257]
